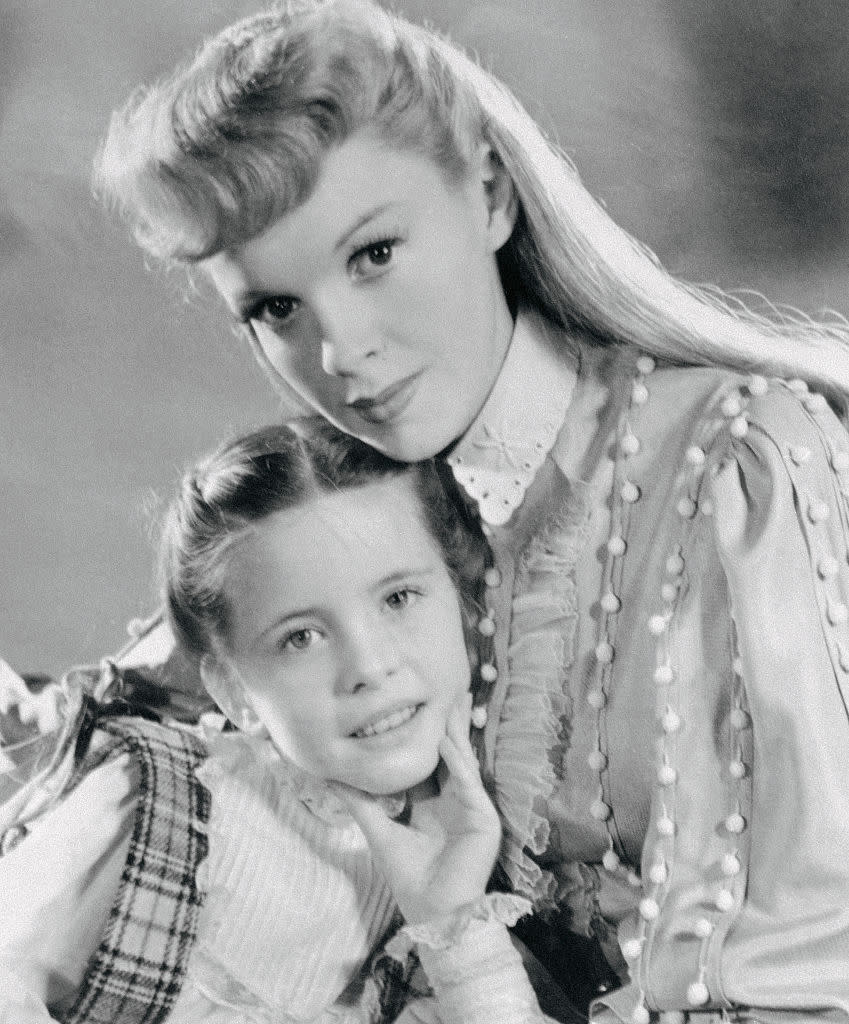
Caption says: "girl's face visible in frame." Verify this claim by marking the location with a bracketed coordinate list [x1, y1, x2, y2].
[204, 132, 516, 461]
[216, 476, 472, 795]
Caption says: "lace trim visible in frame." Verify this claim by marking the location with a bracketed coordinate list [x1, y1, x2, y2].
[494, 482, 595, 903]
[190, 730, 393, 1023]
[194, 729, 346, 922]
[384, 892, 533, 960]
[197, 728, 406, 827]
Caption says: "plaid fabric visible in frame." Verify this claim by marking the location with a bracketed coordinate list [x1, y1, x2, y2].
[61, 716, 210, 1024]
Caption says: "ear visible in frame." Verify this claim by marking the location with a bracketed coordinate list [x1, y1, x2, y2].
[200, 655, 269, 737]
[476, 144, 518, 252]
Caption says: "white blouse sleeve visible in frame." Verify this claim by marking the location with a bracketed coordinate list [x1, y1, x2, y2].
[706, 384, 849, 1014]
[385, 894, 553, 1024]
[0, 751, 136, 1014]
[593, 380, 849, 1022]
[0, 967, 62, 1023]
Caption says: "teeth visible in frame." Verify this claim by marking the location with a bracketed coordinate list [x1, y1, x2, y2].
[355, 704, 417, 738]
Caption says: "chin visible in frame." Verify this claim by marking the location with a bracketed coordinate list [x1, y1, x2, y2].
[364, 752, 440, 796]
[368, 425, 458, 463]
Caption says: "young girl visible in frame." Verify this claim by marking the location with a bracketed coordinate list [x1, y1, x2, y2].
[0, 650, 409, 1024]
[96, 1, 849, 1019]
[0, 421, 563, 1024]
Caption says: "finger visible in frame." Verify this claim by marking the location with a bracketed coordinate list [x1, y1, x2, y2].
[437, 729, 485, 795]
[450, 688, 473, 727]
[437, 731, 474, 782]
[444, 692, 480, 773]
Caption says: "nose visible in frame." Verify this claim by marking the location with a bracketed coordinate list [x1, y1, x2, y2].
[320, 331, 380, 377]
[339, 619, 399, 694]
[315, 295, 380, 377]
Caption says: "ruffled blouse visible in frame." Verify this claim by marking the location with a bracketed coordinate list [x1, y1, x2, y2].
[168, 729, 397, 1023]
[0, 700, 398, 1024]
[450, 311, 849, 1021]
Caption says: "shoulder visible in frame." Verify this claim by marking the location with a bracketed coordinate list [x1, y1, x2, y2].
[666, 373, 849, 573]
[701, 377, 848, 521]
[647, 362, 847, 453]
[635, 362, 848, 490]
[618, 361, 849, 565]
[90, 713, 209, 769]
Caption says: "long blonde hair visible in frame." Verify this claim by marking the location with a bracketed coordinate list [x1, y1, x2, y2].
[94, 0, 849, 399]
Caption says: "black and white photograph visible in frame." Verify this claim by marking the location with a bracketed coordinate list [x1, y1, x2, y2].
[3, 2, 849, 1020]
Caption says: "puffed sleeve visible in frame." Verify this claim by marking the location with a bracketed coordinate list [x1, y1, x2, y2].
[0, 745, 136, 1014]
[592, 378, 849, 1024]
[706, 383, 849, 1015]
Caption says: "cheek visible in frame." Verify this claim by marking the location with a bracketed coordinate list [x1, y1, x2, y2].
[255, 331, 304, 381]
[249, 686, 307, 737]
[264, 702, 334, 769]
[256, 335, 339, 412]
[436, 605, 474, 688]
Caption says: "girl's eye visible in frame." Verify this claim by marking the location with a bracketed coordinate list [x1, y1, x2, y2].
[252, 295, 300, 328]
[281, 627, 317, 652]
[385, 588, 415, 611]
[349, 239, 396, 279]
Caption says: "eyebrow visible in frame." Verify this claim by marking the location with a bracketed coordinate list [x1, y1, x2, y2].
[232, 202, 396, 323]
[251, 605, 322, 647]
[333, 202, 395, 252]
[376, 566, 438, 591]
[247, 565, 440, 647]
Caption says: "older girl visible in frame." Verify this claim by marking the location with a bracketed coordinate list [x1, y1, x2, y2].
[97, 1, 849, 1019]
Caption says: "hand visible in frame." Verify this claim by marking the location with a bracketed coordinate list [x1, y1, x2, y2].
[333, 692, 501, 925]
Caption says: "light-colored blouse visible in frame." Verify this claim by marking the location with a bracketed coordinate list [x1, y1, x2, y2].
[168, 728, 397, 1023]
[0, 676, 547, 1024]
[0, 704, 396, 1024]
[447, 310, 849, 1022]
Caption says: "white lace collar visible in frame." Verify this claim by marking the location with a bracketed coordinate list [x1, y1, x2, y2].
[446, 309, 578, 525]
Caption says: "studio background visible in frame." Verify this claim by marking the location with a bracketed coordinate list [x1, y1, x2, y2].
[3, 0, 848, 677]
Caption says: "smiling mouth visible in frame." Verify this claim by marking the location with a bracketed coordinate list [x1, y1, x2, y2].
[347, 374, 419, 424]
[352, 703, 422, 739]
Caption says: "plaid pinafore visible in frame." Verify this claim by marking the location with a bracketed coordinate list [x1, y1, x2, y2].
[60, 714, 210, 1024]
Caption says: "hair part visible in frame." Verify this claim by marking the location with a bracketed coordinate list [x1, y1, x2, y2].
[96, 0, 849, 403]
[161, 418, 488, 671]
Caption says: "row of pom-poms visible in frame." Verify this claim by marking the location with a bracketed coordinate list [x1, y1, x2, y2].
[612, 374, 765, 1018]
[782, 380, 849, 671]
[585, 354, 658, 886]
[471, 528, 503, 730]
[637, 396, 753, 1013]
[610, 369, 712, 1015]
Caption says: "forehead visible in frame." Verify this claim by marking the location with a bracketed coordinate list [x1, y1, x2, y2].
[225, 475, 442, 602]
[202, 131, 467, 305]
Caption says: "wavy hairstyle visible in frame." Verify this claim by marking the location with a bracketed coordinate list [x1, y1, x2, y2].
[95, 0, 849, 402]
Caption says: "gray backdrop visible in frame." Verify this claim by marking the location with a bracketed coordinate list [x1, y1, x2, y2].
[3, 0, 848, 677]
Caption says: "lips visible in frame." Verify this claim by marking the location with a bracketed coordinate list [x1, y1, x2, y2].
[350, 702, 422, 739]
[347, 373, 420, 424]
